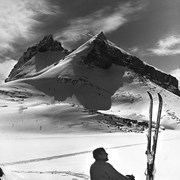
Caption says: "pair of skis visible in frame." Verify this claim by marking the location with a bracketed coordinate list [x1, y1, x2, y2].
[145, 92, 163, 180]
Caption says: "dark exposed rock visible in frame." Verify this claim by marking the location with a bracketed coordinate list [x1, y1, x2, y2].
[37, 34, 64, 52]
[82, 32, 113, 69]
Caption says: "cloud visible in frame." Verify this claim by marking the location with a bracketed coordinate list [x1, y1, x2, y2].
[55, 0, 148, 48]
[148, 35, 180, 56]
[0, 0, 60, 59]
[128, 47, 139, 54]
[0, 59, 16, 84]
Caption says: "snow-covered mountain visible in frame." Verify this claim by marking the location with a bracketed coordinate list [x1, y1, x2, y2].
[5, 32, 180, 96]
[1, 32, 180, 134]
[5, 35, 69, 82]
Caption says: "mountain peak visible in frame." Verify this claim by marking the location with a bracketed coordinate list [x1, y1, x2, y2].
[37, 34, 63, 52]
[5, 34, 67, 82]
[42, 34, 53, 41]
[96, 31, 107, 40]
[78, 32, 180, 96]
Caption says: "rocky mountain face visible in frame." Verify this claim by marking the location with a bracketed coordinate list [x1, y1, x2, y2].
[5, 35, 69, 82]
[82, 32, 180, 96]
[5, 32, 180, 96]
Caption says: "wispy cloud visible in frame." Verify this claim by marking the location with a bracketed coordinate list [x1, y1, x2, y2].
[128, 47, 139, 54]
[0, 59, 16, 83]
[0, 0, 60, 60]
[148, 35, 180, 56]
[55, 0, 148, 48]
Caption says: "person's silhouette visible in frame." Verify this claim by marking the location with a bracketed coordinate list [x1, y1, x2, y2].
[90, 147, 135, 180]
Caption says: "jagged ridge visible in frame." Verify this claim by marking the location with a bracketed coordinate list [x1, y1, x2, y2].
[5, 35, 68, 82]
[82, 32, 179, 96]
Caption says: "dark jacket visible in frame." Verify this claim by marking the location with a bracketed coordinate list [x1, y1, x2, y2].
[90, 161, 130, 180]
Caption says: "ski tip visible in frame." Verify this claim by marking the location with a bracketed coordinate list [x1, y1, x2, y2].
[157, 93, 163, 101]
[147, 92, 163, 102]
[147, 91, 153, 99]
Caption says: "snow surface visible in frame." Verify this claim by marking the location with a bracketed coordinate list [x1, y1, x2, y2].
[1, 81, 180, 180]
[0, 130, 180, 180]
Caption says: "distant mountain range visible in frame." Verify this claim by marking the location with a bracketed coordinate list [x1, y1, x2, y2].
[5, 32, 179, 97]
[1, 32, 180, 133]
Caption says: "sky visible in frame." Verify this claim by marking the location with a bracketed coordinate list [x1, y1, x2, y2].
[0, 0, 180, 83]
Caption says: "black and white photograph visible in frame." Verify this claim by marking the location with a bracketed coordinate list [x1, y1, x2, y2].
[0, 0, 180, 179]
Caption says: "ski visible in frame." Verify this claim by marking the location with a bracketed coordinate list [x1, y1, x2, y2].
[146, 92, 163, 180]
[151, 93, 163, 174]
[146, 91, 153, 180]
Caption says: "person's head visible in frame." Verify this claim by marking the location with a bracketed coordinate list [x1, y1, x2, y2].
[92, 147, 108, 161]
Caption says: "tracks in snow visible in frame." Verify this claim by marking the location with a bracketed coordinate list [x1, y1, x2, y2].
[0, 142, 145, 166]
[13, 170, 89, 179]
[1, 137, 180, 166]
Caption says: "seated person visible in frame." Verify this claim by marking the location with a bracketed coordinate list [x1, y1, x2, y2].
[90, 147, 135, 180]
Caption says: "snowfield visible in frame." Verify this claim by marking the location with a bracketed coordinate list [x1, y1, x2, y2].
[0, 90, 180, 180]
[1, 130, 180, 180]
